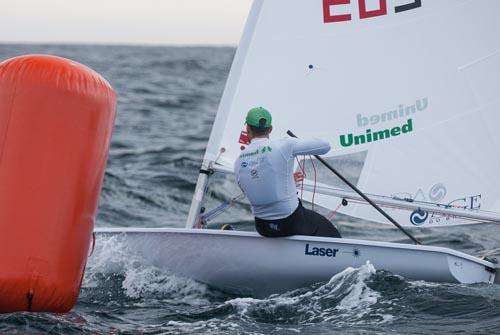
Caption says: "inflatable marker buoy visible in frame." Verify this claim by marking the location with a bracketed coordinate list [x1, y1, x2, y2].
[0, 55, 116, 312]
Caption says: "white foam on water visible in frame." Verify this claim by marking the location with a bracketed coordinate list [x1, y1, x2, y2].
[120, 260, 210, 307]
[315, 262, 387, 325]
[224, 262, 395, 327]
[84, 233, 129, 287]
[164, 319, 242, 334]
[408, 280, 442, 288]
[163, 319, 302, 335]
[334, 262, 379, 312]
[379, 313, 395, 324]
[84, 235, 396, 328]
[83, 233, 211, 306]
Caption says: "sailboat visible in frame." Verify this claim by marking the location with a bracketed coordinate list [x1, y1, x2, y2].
[95, 0, 500, 296]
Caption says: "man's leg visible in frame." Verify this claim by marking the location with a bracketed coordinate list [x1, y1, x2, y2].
[255, 203, 306, 237]
[302, 207, 342, 238]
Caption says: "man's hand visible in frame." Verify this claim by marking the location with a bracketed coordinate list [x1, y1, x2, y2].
[294, 171, 305, 185]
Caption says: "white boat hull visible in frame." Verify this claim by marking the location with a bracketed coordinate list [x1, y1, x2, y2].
[94, 228, 498, 297]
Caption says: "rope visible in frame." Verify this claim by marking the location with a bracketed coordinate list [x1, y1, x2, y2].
[295, 156, 306, 201]
[327, 201, 344, 221]
[309, 155, 317, 211]
[295, 156, 319, 211]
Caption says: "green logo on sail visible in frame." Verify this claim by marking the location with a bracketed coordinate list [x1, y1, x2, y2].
[340, 119, 413, 147]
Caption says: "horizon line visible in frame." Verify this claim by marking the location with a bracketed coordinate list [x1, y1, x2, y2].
[0, 41, 239, 48]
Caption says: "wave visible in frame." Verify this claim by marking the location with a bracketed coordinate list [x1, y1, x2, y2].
[82, 235, 500, 334]
[83, 238, 398, 333]
[223, 262, 392, 327]
[84, 234, 214, 307]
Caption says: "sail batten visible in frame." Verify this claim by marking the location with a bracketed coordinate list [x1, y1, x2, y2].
[300, 184, 500, 226]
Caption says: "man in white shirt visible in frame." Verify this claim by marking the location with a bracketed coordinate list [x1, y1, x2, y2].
[234, 107, 341, 238]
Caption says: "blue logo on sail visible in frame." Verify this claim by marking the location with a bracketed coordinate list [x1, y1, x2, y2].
[410, 208, 428, 226]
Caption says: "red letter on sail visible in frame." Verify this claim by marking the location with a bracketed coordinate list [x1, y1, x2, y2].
[323, 0, 352, 23]
[358, 0, 387, 19]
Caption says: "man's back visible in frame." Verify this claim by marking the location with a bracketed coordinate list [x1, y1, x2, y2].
[234, 137, 330, 220]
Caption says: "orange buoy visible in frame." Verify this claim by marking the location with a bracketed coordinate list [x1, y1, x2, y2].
[0, 55, 116, 312]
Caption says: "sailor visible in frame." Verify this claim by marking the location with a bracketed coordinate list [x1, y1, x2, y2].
[234, 107, 341, 238]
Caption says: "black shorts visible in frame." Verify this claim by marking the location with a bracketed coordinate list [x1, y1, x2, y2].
[255, 201, 341, 238]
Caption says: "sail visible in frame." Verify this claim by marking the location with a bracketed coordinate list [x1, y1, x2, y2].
[202, 0, 500, 227]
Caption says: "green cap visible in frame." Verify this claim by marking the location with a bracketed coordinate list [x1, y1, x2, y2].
[245, 107, 272, 128]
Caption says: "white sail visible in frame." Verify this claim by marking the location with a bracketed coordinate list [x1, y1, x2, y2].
[196, 0, 500, 228]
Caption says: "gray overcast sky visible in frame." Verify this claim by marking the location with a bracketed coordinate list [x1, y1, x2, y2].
[0, 0, 253, 46]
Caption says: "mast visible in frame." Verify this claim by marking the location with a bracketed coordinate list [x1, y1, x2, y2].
[185, 160, 211, 228]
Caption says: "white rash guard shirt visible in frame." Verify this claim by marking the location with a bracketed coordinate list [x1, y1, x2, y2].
[234, 137, 331, 220]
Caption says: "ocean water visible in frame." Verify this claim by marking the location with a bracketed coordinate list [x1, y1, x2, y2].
[0, 44, 499, 334]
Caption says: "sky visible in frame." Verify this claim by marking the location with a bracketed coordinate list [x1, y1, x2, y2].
[0, 0, 253, 46]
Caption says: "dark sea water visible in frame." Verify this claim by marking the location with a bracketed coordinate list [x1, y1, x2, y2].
[0, 44, 499, 334]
